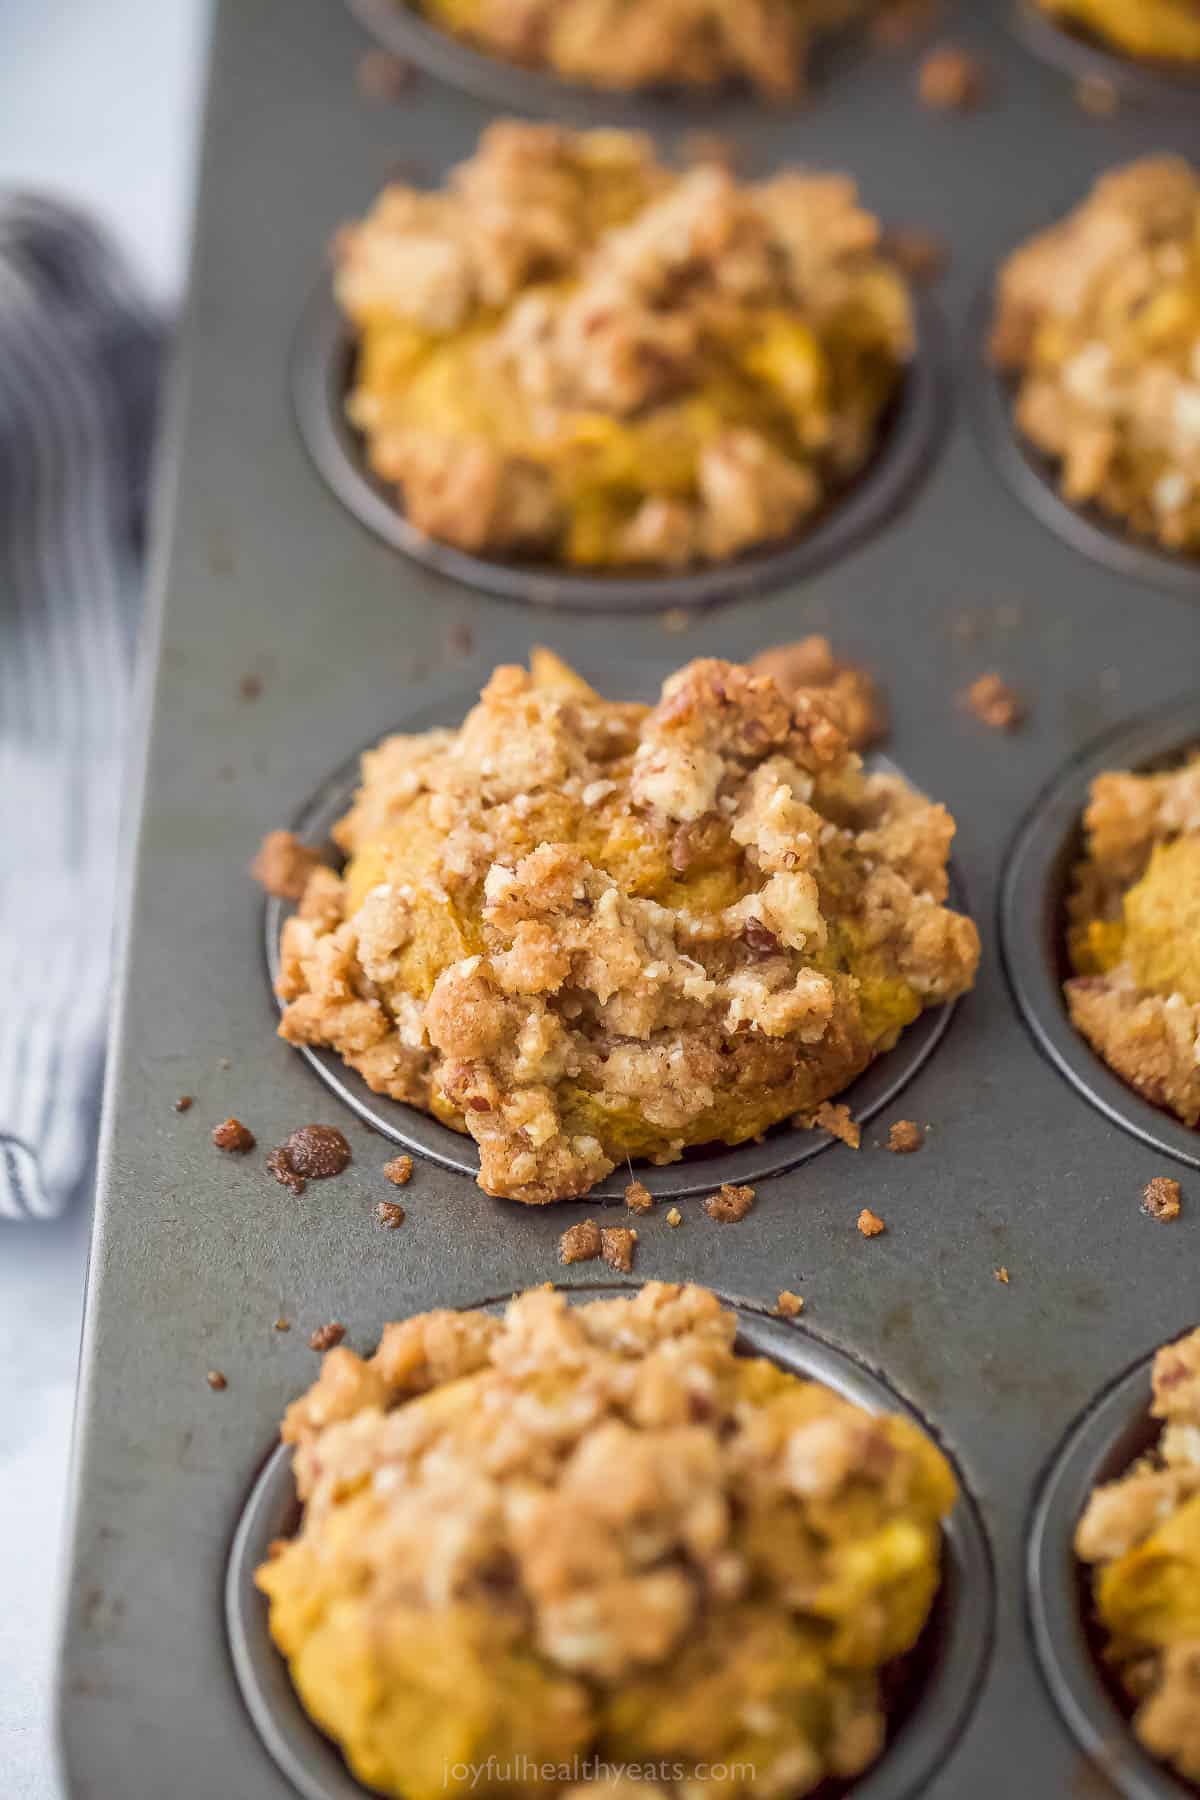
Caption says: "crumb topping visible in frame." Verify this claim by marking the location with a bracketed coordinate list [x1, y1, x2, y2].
[1076, 1327, 1200, 1784]
[775, 1289, 805, 1316]
[377, 1200, 407, 1228]
[600, 1224, 638, 1271]
[252, 830, 327, 901]
[624, 1179, 653, 1214]
[212, 1117, 255, 1154]
[257, 1283, 956, 1800]
[559, 1219, 604, 1265]
[336, 123, 913, 571]
[799, 1101, 862, 1149]
[992, 158, 1200, 555]
[384, 1154, 414, 1186]
[704, 1182, 756, 1223]
[747, 637, 888, 750]
[857, 1207, 886, 1237]
[1142, 1176, 1183, 1222]
[887, 1119, 924, 1154]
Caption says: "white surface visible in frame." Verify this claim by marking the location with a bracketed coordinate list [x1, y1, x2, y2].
[0, 3, 210, 1794]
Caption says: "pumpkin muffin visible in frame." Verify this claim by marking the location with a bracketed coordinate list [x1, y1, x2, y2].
[257, 1282, 958, 1800]
[1066, 751, 1200, 1128]
[1075, 1327, 1200, 1785]
[270, 651, 979, 1204]
[1035, 0, 1200, 65]
[990, 157, 1200, 556]
[407, 0, 876, 96]
[335, 122, 914, 571]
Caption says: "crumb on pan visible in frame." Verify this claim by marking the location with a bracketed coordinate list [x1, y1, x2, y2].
[268, 1126, 353, 1195]
[994, 1266, 1009, 1284]
[1142, 1176, 1183, 1222]
[798, 1101, 862, 1149]
[212, 1117, 255, 1154]
[883, 227, 948, 286]
[666, 1206, 683, 1227]
[174, 1095, 193, 1113]
[857, 1207, 886, 1237]
[600, 1225, 639, 1272]
[356, 48, 412, 100]
[747, 636, 888, 750]
[383, 1155, 414, 1187]
[917, 44, 985, 110]
[274, 1318, 291, 1332]
[309, 1322, 347, 1352]
[377, 1201, 407, 1229]
[704, 1182, 756, 1223]
[962, 673, 1023, 730]
[559, 1219, 603, 1265]
[238, 673, 263, 702]
[206, 1370, 228, 1391]
[887, 1118, 925, 1154]
[775, 1289, 805, 1316]
[624, 1179, 654, 1214]
[252, 830, 327, 901]
[1075, 74, 1119, 117]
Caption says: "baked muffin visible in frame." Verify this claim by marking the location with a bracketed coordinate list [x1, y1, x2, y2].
[408, 0, 875, 96]
[1075, 1328, 1200, 1785]
[271, 651, 979, 1203]
[258, 1282, 958, 1800]
[335, 123, 914, 571]
[1035, 0, 1200, 65]
[1066, 752, 1200, 1128]
[991, 157, 1200, 556]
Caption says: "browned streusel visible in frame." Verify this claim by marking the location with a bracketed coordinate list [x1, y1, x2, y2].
[559, 1219, 603, 1264]
[624, 1179, 653, 1214]
[747, 636, 888, 750]
[857, 1207, 886, 1237]
[1076, 1328, 1200, 1785]
[273, 653, 978, 1205]
[377, 1200, 407, 1229]
[212, 1117, 255, 1154]
[252, 830, 327, 902]
[1142, 1176, 1183, 1221]
[383, 1154, 414, 1186]
[775, 1289, 806, 1316]
[704, 1182, 756, 1223]
[600, 1224, 638, 1271]
[887, 1118, 924, 1153]
[258, 1283, 957, 1800]
[800, 1100, 862, 1149]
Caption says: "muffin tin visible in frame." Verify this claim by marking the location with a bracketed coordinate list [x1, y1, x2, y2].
[56, 2, 1200, 1798]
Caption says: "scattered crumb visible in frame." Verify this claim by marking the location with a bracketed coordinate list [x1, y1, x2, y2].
[871, 0, 938, 48]
[704, 1183, 756, 1223]
[356, 48, 412, 100]
[857, 1208, 886, 1238]
[747, 636, 887, 751]
[678, 130, 740, 173]
[238, 673, 263, 702]
[251, 829, 326, 901]
[212, 1116, 255, 1154]
[1075, 74, 1118, 118]
[666, 1207, 683, 1228]
[448, 621, 474, 655]
[962, 672, 1023, 730]
[559, 1219, 603, 1265]
[274, 1318, 291, 1332]
[268, 1125, 353, 1195]
[883, 227, 948, 285]
[383, 1155, 413, 1187]
[624, 1179, 654, 1214]
[309, 1322, 346, 1352]
[206, 1370, 228, 1391]
[600, 1225, 638, 1273]
[887, 1119, 925, 1155]
[774, 1290, 805, 1318]
[174, 1095, 193, 1113]
[659, 608, 691, 634]
[918, 44, 985, 111]
[798, 1101, 861, 1149]
[376, 1200, 407, 1229]
[1141, 1176, 1182, 1223]
[994, 1266, 1010, 1284]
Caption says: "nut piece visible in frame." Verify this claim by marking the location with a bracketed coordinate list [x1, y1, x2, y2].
[857, 1208, 886, 1238]
[376, 1201, 407, 1229]
[1142, 1177, 1182, 1223]
[775, 1290, 805, 1317]
[309, 1323, 346, 1352]
[704, 1183, 756, 1223]
[887, 1119, 925, 1155]
[918, 45, 985, 110]
[962, 672, 1023, 730]
[599, 1225, 638, 1272]
[251, 830, 326, 901]
[559, 1219, 603, 1265]
[624, 1179, 654, 1214]
[383, 1155, 414, 1187]
[212, 1117, 255, 1154]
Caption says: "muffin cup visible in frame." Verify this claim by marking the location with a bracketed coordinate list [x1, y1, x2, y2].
[227, 1288, 994, 1800]
[1000, 698, 1200, 1171]
[1011, 0, 1200, 105]
[291, 277, 949, 615]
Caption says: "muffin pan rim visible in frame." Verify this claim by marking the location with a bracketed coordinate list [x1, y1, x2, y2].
[226, 1286, 996, 1800]
[1012, 0, 1200, 100]
[263, 669, 972, 1202]
[290, 274, 951, 614]
[1000, 696, 1200, 1173]
[1025, 1339, 1196, 1800]
[966, 278, 1200, 603]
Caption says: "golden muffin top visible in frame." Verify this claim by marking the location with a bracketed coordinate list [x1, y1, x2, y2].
[258, 1282, 957, 1800]
[335, 123, 913, 569]
[991, 157, 1200, 555]
[1075, 1327, 1200, 1785]
[273, 652, 978, 1203]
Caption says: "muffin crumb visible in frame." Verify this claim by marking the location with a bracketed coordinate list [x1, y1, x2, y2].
[799, 1101, 861, 1149]
[174, 1095, 193, 1114]
[624, 1179, 654, 1214]
[747, 637, 887, 750]
[857, 1207, 887, 1238]
[918, 44, 985, 110]
[206, 1370, 228, 1391]
[1075, 74, 1118, 117]
[1142, 1177, 1182, 1223]
[963, 672, 1023, 730]
[599, 1225, 638, 1272]
[659, 608, 692, 634]
[704, 1183, 755, 1223]
[775, 1289, 805, 1317]
[212, 1117, 255, 1154]
[666, 1207, 683, 1228]
[376, 1201, 407, 1229]
[356, 48, 412, 101]
[309, 1323, 346, 1352]
[383, 1155, 414, 1187]
[251, 830, 327, 901]
[887, 1119, 925, 1154]
[274, 1318, 291, 1332]
[994, 1266, 1010, 1284]
[559, 1219, 603, 1265]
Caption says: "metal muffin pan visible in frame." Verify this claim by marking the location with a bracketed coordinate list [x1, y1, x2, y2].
[1027, 1339, 1194, 1800]
[1013, 0, 1200, 105]
[227, 1291, 994, 1800]
[292, 279, 949, 613]
[264, 689, 967, 1199]
[55, 2, 1200, 1797]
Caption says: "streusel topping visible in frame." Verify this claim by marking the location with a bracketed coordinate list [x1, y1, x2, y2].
[271, 652, 978, 1203]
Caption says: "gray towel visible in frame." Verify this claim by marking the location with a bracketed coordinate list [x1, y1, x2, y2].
[0, 196, 161, 1219]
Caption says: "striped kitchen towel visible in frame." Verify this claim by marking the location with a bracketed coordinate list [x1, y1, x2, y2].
[0, 196, 162, 1219]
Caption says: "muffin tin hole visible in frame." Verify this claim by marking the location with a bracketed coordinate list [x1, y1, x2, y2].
[1000, 697, 1200, 1171]
[1012, 0, 1200, 105]
[227, 1288, 994, 1800]
[291, 277, 948, 614]
[264, 675, 970, 1202]
[1027, 1342, 1195, 1800]
[968, 279, 1200, 601]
